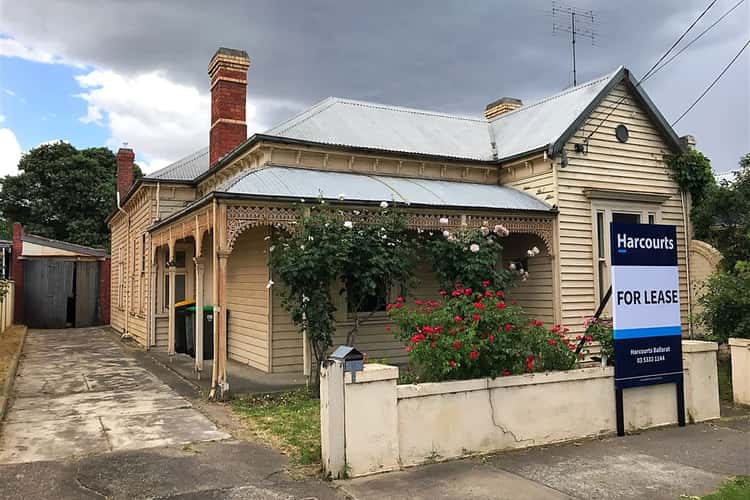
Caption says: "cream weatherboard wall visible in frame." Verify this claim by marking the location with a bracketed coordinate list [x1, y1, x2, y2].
[226, 227, 271, 371]
[110, 182, 198, 348]
[557, 81, 688, 336]
[110, 187, 153, 346]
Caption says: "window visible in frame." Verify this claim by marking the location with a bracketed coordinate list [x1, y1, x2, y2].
[163, 250, 188, 311]
[347, 285, 388, 314]
[141, 233, 147, 272]
[591, 202, 662, 311]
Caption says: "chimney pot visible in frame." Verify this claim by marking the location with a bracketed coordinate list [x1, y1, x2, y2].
[209, 47, 251, 167]
[484, 97, 523, 120]
[116, 147, 135, 202]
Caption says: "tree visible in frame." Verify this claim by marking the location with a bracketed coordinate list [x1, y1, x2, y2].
[691, 153, 750, 269]
[0, 142, 143, 248]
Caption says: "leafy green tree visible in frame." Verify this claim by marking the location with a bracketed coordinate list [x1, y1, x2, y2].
[0, 142, 142, 248]
[698, 261, 750, 342]
[692, 153, 750, 268]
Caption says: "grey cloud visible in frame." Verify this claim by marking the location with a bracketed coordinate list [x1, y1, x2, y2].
[1, 0, 747, 169]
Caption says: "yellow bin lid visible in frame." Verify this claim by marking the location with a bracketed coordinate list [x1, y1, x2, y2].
[175, 299, 196, 308]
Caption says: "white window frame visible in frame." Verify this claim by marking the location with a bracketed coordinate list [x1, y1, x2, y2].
[591, 200, 662, 314]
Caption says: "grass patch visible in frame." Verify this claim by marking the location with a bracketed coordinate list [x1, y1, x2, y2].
[717, 359, 733, 403]
[682, 476, 750, 500]
[231, 389, 321, 466]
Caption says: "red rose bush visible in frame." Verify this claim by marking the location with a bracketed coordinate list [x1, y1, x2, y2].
[387, 282, 589, 382]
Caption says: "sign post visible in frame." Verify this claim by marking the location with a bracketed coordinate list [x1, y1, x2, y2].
[610, 223, 685, 436]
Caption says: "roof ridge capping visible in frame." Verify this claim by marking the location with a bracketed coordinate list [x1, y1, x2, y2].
[334, 97, 486, 123]
[489, 66, 624, 123]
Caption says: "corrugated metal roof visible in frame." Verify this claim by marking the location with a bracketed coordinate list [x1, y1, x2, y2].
[490, 67, 622, 159]
[264, 97, 495, 161]
[144, 67, 631, 183]
[221, 166, 552, 212]
[264, 68, 623, 163]
[145, 147, 209, 180]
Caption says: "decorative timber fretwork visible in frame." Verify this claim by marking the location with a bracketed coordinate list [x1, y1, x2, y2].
[225, 203, 554, 254]
[226, 206, 298, 252]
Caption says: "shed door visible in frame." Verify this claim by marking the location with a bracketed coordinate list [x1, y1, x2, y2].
[23, 259, 75, 328]
[75, 262, 99, 327]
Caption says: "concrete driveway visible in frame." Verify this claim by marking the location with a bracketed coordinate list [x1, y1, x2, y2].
[0, 327, 228, 464]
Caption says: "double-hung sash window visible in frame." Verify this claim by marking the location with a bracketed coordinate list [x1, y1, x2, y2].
[592, 203, 660, 314]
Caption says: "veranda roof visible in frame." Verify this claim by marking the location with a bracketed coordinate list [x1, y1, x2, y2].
[220, 165, 552, 212]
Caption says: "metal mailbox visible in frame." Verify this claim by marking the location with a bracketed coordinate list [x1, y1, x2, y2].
[329, 345, 364, 381]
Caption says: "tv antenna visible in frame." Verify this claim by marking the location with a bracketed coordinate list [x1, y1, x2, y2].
[552, 1, 597, 86]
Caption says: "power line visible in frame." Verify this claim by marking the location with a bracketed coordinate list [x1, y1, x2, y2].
[641, 0, 719, 82]
[583, 0, 720, 143]
[671, 38, 750, 126]
[644, 0, 746, 84]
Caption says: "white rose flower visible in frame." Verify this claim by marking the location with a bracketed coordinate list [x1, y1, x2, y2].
[269, 245, 275, 252]
[439, 217, 449, 225]
[308, 236, 314, 241]
[300, 244, 305, 250]
[532, 246, 540, 255]
[480, 226, 490, 236]
[509, 263, 517, 271]
[344, 221, 353, 229]
[380, 201, 389, 209]
[300, 198, 305, 203]
[470, 243, 480, 253]
[443, 230, 451, 238]
[266, 279, 274, 289]
[381, 234, 387, 239]
[527, 249, 535, 257]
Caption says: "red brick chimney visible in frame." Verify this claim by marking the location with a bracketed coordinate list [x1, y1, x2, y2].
[208, 47, 251, 167]
[116, 147, 135, 203]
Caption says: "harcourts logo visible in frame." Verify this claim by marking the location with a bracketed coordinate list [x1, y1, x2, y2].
[616, 233, 675, 254]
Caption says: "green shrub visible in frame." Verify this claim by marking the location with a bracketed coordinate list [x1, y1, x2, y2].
[698, 261, 750, 342]
[584, 316, 614, 361]
[387, 282, 586, 382]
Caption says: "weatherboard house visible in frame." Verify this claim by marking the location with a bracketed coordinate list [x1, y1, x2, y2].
[109, 47, 697, 393]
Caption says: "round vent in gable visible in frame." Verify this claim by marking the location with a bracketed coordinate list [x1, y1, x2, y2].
[615, 124, 629, 143]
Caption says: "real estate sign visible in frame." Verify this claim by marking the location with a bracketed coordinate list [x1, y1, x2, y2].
[610, 223, 683, 389]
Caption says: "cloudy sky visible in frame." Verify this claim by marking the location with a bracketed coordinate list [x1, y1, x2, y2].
[0, 0, 747, 176]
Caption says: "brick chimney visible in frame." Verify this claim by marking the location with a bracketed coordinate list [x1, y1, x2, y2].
[680, 134, 697, 150]
[116, 147, 135, 203]
[484, 97, 523, 120]
[208, 47, 251, 167]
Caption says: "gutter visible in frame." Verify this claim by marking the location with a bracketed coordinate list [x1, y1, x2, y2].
[147, 190, 557, 234]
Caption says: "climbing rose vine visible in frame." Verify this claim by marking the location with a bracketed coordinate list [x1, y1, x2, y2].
[387, 281, 587, 382]
[423, 223, 514, 292]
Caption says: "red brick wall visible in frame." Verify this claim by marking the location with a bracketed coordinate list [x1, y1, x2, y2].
[99, 258, 111, 325]
[11, 222, 23, 323]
